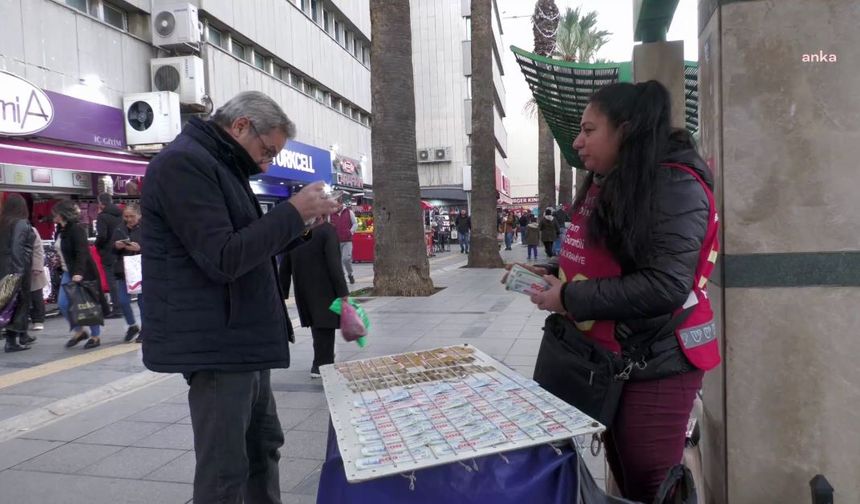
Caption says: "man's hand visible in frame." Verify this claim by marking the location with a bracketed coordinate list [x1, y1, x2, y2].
[500, 262, 549, 285]
[288, 181, 340, 222]
[529, 275, 566, 313]
[71, 275, 83, 283]
[126, 242, 141, 253]
[115, 241, 127, 250]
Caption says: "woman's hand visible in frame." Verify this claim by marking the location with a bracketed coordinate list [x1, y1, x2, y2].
[71, 275, 83, 283]
[500, 263, 548, 285]
[126, 242, 141, 252]
[529, 276, 566, 313]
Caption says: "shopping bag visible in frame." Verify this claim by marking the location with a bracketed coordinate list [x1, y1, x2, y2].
[123, 255, 143, 294]
[329, 297, 371, 347]
[63, 281, 104, 327]
[451, 229, 458, 240]
[0, 273, 22, 313]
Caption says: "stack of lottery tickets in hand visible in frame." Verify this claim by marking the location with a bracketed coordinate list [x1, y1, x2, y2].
[505, 264, 551, 296]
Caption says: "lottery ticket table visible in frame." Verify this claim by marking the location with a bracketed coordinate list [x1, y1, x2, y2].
[315, 345, 614, 504]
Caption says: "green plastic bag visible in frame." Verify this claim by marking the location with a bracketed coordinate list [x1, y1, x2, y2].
[329, 297, 370, 348]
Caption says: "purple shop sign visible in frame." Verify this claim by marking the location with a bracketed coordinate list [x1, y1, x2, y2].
[40, 91, 126, 149]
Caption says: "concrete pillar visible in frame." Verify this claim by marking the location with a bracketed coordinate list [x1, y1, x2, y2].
[632, 40, 686, 128]
[697, 1, 860, 502]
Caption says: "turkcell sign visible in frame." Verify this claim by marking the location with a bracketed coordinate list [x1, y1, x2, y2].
[267, 140, 331, 185]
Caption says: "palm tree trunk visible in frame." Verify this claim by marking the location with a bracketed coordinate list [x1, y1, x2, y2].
[558, 151, 573, 206]
[369, 0, 434, 295]
[468, 0, 503, 268]
[537, 111, 556, 211]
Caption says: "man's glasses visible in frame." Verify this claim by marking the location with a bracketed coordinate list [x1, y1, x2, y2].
[248, 120, 279, 162]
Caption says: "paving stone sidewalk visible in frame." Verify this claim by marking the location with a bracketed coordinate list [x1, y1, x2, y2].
[0, 245, 605, 503]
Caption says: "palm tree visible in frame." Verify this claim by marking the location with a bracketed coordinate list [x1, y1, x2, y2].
[553, 7, 611, 199]
[369, 0, 434, 295]
[532, 0, 560, 212]
[467, 0, 503, 268]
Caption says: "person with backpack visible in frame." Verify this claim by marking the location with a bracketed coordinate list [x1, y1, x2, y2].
[524, 81, 720, 502]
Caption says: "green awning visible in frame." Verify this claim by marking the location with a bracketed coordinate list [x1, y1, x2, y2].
[511, 45, 699, 166]
[511, 45, 632, 168]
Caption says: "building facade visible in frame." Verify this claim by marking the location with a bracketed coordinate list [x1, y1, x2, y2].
[411, 0, 510, 212]
[0, 0, 372, 208]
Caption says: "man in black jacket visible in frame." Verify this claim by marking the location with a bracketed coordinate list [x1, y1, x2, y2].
[95, 193, 123, 318]
[141, 91, 339, 504]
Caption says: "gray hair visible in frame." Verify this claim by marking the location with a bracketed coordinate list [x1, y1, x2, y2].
[211, 91, 296, 139]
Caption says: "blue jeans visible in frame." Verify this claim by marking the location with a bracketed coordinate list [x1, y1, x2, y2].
[527, 245, 538, 259]
[504, 232, 514, 249]
[520, 226, 527, 243]
[459, 231, 470, 253]
[115, 279, 142, 326]
[553, 237, 562, 255]
[57, 272, 101, 337]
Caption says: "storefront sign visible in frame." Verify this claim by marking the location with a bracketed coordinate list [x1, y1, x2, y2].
[0, 71, 54, 136]
[31, 168, 52, 184]
[266, 140, 331, 184]
[333, 155, 364, 190]
[0, 165, 91, 190]
[41, 91, 126, 148]
[512, 196, 539, 205]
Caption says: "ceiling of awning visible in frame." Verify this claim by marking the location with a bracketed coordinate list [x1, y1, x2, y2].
[511, 45, 699, 168]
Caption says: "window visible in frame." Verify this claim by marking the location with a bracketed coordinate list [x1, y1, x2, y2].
[300, 0, 308, 13]
[362, 114, 370, 126]
[323, 91, 331, 106]
[291, 72, 301, 88]
[208, 26, 224, 48]
[354, 40, 361, 59]
[65, 0, 89, 13]
[276, 66, 288, 82]
[323, 10, 331, 32]
[345, 31, 352, 50]
[232, 40, 247, 60]
[303, 81, 314, 95]
[351, 108, 360, 120]
[334, 21, 341, 43]
[331, 97, 341, 113]
[362, 46, 370, 65]
[103, 3, 127, 30]
[311, 0, 319, 22]
[253, 52, 266, 71]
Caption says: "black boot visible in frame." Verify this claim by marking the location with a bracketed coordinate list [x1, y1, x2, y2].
[19, 333, 37, 345]
[4, 333, 31, 353]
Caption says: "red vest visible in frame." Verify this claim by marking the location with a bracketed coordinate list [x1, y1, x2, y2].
[558, 164, 721, 371]
[332, 209, 354, 243]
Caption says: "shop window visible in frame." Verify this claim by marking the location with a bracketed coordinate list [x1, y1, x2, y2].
[103, 2, 127, 30]
[232, 40, 247, 61]
[208, 25, 224, 48]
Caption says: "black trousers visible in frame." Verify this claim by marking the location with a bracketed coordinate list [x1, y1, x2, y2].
[29, 289, 45, 323]
[188, 370, 284, 504]
[311, 327, 336, 369]
[543, 241, 555, 257]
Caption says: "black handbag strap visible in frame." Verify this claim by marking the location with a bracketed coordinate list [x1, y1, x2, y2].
[617, 306, 695, 373]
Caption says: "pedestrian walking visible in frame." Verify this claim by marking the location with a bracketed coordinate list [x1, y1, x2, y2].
[539, 208, 559, 257]
[53, 200, 107, 350]
[331, 200, 358, 284]
[95, 193, 123, 319]
[279, 218, 349, 378]
[524, 217, 541, 261]
[526, 80, 720, 502]
[29, 228, 48, 332]
[501, 211, 517, 250]
[111, 203, 143, 343]
[518, 212, 529, 244]
[140, 90, 338, 504]
[454, 209, 471, 254]
[0, 194, 36, 352]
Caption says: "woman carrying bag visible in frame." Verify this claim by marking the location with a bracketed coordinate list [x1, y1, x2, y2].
[112, 203, 143, 343]
[524, 81, 720, 503]
[53, 200, 107, 349]
[0, 194, 36, 352]
[279, 217, 350, 378]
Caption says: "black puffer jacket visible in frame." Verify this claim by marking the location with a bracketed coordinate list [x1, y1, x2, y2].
[95, 205, 122, 266]
[0, 219, 34, 332]
[141, 117, 304, 374]
[561, 140, 712, 379]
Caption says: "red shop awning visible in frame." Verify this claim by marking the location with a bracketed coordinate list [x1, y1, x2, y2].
[0, 138, 150, 177]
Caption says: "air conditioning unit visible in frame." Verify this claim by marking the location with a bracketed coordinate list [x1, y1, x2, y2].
[434, 147, 451, 162]
[123, 92, 181, 146]
[151, 56, 205, 104]
[417, 148, 432, 163]
[151, 3, 201, 48]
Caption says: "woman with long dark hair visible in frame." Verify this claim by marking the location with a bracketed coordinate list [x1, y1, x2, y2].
[0, 194, 36, 352]
[52, 200, 106, 349]
[527, 80, 720, 502]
